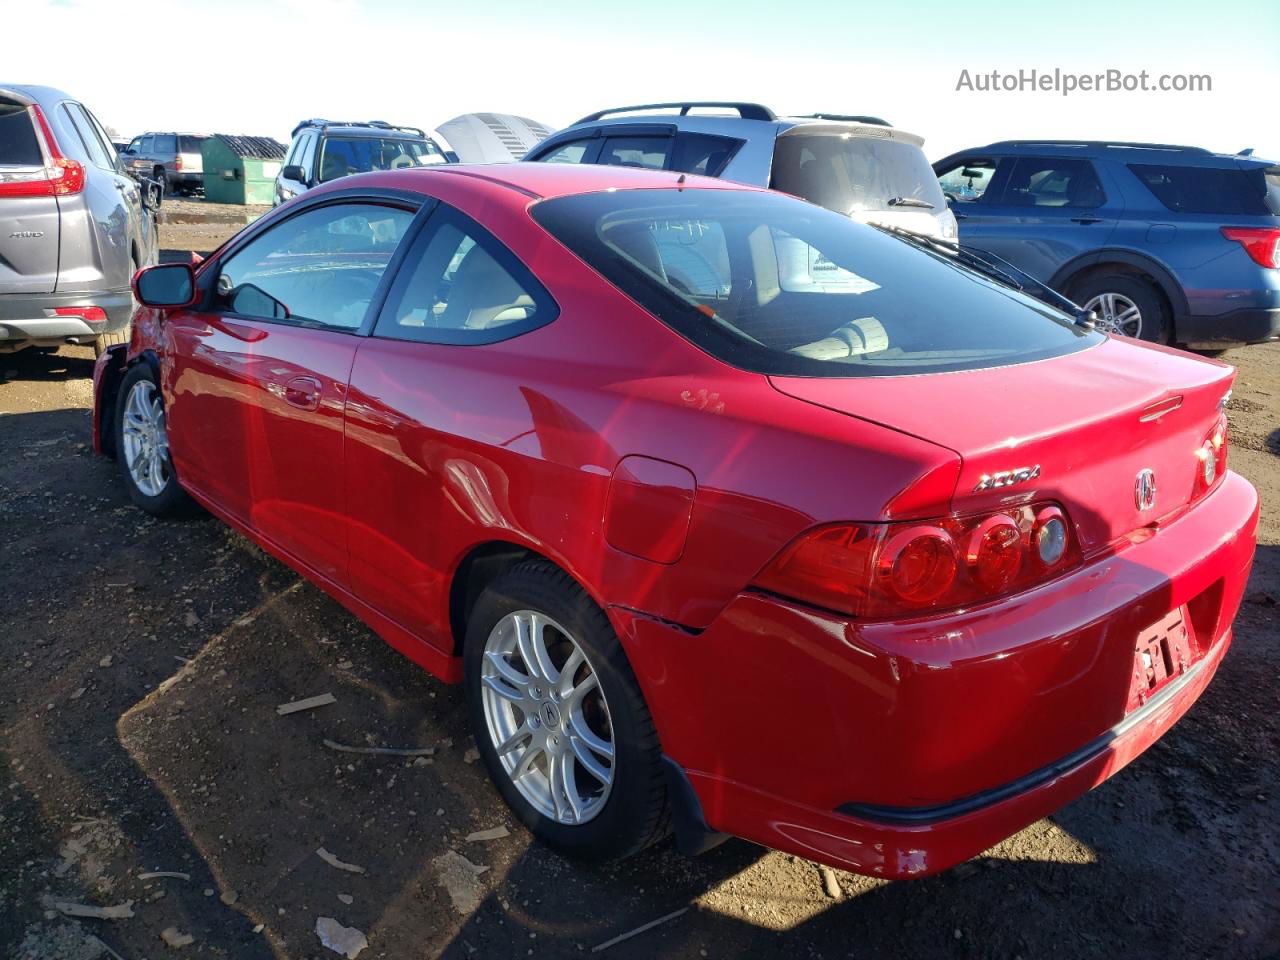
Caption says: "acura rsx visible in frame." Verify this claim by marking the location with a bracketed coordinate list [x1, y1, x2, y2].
[91, 163, 1258, 879]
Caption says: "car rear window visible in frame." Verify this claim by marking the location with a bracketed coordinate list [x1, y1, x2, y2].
[771, 132, 946, 216]
[0, 101, 42, 166]
[1129, 163, 1280, 215]
[531, 189, 1099, 378]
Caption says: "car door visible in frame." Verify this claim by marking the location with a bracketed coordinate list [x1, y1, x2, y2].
[935, 155, 1011, 248]
[161, 197, 418, 585]
[951, 155, 1123, 282]
[342, 201, 558, 648]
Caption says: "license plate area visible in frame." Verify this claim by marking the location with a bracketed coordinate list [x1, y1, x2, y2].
[1127, 607, 1195, 712]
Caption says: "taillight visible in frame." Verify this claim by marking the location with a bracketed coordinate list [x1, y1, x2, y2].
[1221, 227, 1280, 269]
[1196, 413, 1229, 493]
[53, 306, 108, 327]
[752, 501, 1080, 620]
[0, 105, 85, 198]
[174, 156, 182, 171]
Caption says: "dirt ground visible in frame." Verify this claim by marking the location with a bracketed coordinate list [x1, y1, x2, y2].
[1, 200, 1277, 960]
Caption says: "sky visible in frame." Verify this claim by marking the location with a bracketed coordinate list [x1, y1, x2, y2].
[10, 0, 1280, 162]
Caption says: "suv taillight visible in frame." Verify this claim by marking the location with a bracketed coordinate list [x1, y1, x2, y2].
[1221, 227, 1280, 268]
[174, 155, 182, 171]
[0, 105, 85, 198]
[752, 502, 1081, 620]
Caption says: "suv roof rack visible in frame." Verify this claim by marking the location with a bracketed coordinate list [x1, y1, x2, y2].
[796, 113, 891, 126]
[987, 139, 1211, 154]
[574, 102, 777, 124]
[290, 118, 427, 139]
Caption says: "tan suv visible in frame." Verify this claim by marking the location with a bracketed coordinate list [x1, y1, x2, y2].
[122, 132, 206, 195]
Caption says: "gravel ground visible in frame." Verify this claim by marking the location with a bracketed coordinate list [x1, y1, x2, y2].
[0, 203, 1277, 959]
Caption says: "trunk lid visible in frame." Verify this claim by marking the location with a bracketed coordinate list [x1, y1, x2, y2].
[770, 338, 1234, 549]
[0, 94, 60, 294]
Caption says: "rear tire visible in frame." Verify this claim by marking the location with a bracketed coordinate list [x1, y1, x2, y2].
[1073, 273, 1170, 344]
[114, 363, 192, 516]
[463, 561, 670, 861]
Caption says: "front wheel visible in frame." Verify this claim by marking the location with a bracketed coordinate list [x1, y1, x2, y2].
[115, 363, 192, 515]
[464, 561, 670, 861]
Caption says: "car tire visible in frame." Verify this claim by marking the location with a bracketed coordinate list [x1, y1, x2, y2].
[464, 560, 670, 861]
[1073, 273, 1171, 344]
[114, 362, 192, 516]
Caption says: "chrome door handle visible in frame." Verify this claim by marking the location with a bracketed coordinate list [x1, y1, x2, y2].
[284, 376, 322, 411]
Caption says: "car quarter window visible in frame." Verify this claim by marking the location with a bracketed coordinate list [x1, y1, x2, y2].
[936, 158, 1000, 202]
[62, 103, 114, 170]
[600, 136, 670, 170]
[1002, 157, 1106, 208]
[672, 133, 742, 176]
[215, 202, 415, 331]
[374, 205, 557, 345]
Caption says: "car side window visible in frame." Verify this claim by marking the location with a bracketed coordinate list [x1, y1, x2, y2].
[538, 139, 593, 164]
[155, 134, 177, 154]
[62, 103, 114, 170]
[599, 136, 670, 170]
[127, 137, 142, 153]
[216, 202, 415, 331]
[374, 204, 557, 345]
[672, 133, 741, 177]
[1003, 157, 1106, 209]
[937, 158, 999, 202]
[139, 135, 154, 153]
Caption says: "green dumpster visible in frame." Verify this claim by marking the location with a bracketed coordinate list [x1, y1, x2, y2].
[202, 135, 287, 205]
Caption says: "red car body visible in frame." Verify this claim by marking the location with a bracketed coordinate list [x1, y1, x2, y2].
[93, 164, 1258, 878]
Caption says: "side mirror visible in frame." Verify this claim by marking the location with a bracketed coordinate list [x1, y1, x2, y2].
[282, 164, 307, 184]
[133, 263, 198, 308]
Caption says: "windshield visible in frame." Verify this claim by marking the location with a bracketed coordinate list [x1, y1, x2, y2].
[318, 136, 446, 181]
[532, 189, 1100, 377]
[770, 132, 947, 215]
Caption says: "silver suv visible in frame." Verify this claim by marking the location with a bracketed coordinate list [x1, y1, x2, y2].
[0, 84, 159, 355]
[525, 102, 957, 239]
[122, 132, 207, 195]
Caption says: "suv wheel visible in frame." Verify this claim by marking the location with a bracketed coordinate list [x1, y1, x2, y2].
[464, 561, 670, 861]
[115, 363, 192, 515]
[1074, 274, 1170, 343]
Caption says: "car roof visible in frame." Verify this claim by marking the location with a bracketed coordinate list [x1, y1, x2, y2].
[958, 140, 1271, 168]
[549, 110, 924, 148]
[325, 162, 762, 204]
[423, 161, 759, 199]
[0, 83, 75, 106]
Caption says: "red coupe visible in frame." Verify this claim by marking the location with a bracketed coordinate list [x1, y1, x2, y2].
[92, 164, 1258, 879]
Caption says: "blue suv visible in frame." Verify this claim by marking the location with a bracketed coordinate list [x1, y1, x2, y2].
[933, 141, 1280, 349]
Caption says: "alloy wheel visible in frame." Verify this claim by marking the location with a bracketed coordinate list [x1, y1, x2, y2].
[121, 379, 170, 497]
[1083, 291, 1144, 337]
[479, 610, 615, 825]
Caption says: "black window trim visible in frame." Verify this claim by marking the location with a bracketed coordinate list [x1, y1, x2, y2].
[980, 154, 1108, 209]
[198, 189, 432, 336]
[371, 202, 560, 347]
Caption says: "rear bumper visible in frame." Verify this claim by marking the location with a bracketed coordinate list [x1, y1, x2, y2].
[614, 471, 1258, 878]
[1177, 307, 1280, 348]
[0, 290, 133, 342]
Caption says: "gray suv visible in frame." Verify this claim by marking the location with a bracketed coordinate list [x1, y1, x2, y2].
[275, 119, 449, 205]
[0, 84, 159, 356]
[525, 102, 957, 239]
[122, 132, 207, 195]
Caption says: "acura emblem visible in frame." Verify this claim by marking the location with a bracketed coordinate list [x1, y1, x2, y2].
[1135, 468, 1157, 511]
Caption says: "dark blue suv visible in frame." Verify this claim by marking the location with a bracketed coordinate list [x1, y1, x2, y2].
[933, 141, 1280, 349]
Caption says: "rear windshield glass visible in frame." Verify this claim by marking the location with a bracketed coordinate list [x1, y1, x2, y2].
[0, 102, 42, 166]
[1129, 163, 1280, 215]
[179, 135, 205, 152]
[531, 189, 1099, 377]
[771, 132, 946, 215]
[318, 137, 446, 181]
